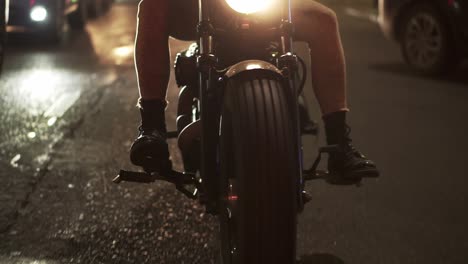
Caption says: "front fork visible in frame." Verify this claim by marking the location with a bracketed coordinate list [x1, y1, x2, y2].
[197, 7, 221, 212]
[196, 0, 307, 213]
[198, 63, 221, 214]
[277, 19, 308, 212]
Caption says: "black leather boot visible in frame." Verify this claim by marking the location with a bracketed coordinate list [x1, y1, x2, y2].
[324, 111, 379, 179]
[130, 99, 172, 174]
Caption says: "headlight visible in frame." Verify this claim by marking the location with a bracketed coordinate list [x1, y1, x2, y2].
[30, 6, 48, 22]
[225, 0, 276, 14]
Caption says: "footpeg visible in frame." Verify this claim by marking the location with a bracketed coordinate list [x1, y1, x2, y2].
[113, 170, 156, 184]
[303, 145, 362, 186]
[113, 169, 200, 199]
[303, 145, 340, 180]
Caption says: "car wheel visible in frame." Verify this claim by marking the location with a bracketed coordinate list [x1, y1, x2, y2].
[400, 3, 457, 74]
[68, 0, 88, 30]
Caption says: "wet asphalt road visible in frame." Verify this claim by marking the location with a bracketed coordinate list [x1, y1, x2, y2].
[1, 0, 468, 263]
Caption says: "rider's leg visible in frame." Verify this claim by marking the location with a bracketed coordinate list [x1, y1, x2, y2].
[293, 1, 347, 115]
[293, 1, 379, 178]
[135, 0, 170, 100]
[130, 0, 172, 173]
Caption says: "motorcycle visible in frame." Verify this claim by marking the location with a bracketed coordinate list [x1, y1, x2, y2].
[114, 0, 361, 262]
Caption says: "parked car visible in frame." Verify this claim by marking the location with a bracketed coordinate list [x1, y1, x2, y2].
[378, 0, 468, 74]
[7, 0, 88, 42]
[1, 0, 7, 73]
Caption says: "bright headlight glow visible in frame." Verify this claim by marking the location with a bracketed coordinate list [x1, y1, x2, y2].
[30, 6, 48, 22]
[225, 0, 276, 14]
[246, 64, 262, 70]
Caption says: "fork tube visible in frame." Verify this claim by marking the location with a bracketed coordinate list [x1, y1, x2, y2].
[279, 0, 304, 212]
[280, 0, 293, 55]
[282, 0, 292, 22]
[198, 0, 219, 213]
[198, 0, 213, 56]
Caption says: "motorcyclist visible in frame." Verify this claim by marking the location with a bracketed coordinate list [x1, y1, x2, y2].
[130, 0, 380, 179]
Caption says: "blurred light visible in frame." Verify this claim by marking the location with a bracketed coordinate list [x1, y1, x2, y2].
[246, 64, 262, 70]
[47, 116, 57, 126]
[27, 132, 37, 138]
[29, 6, 47, 22]
[19, 70, 57, 103]
[345, 7, 378, 23]
[44, 91, 81, 117]
[112, 46, 133, 58]
[11, 66, 83, 118]
[10, 154, 21, 168]
[225, 0, 276, 14]
[30, 6, 47, 22]
[4, 0, 9, 24]
[111, 45, 134, 65]
[18, 69, 79, 117]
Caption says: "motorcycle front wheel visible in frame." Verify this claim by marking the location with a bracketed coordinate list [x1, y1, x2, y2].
[218, 70, 300, 264]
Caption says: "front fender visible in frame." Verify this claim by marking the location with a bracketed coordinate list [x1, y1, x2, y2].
[224, 60, 282, 79]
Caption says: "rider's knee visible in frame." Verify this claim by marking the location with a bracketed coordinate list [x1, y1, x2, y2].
[294, 4, 339, 41]
[137, 0, 170, 36]
[137, 0, 168, 20]
[308, 6, 338, 32]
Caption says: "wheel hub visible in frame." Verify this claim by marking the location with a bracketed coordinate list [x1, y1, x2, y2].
[404, 12, 443, 69]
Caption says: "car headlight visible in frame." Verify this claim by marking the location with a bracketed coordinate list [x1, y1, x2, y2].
[30, 6, 48, 22]
[225, 0, 277, 14]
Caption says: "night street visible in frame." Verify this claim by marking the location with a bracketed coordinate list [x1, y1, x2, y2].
[0, 0, 467, 263]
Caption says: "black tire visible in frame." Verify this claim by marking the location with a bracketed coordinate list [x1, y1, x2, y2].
[218, 71, 299, 264]
[400, 3, 457, 74]
[68, 0, 88, 30]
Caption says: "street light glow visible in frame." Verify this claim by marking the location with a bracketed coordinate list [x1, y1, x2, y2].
[112, 45, 133, 58]
[30, 6, 47, 22]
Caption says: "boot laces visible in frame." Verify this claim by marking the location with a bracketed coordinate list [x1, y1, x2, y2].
[341, 125, 364, 159]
